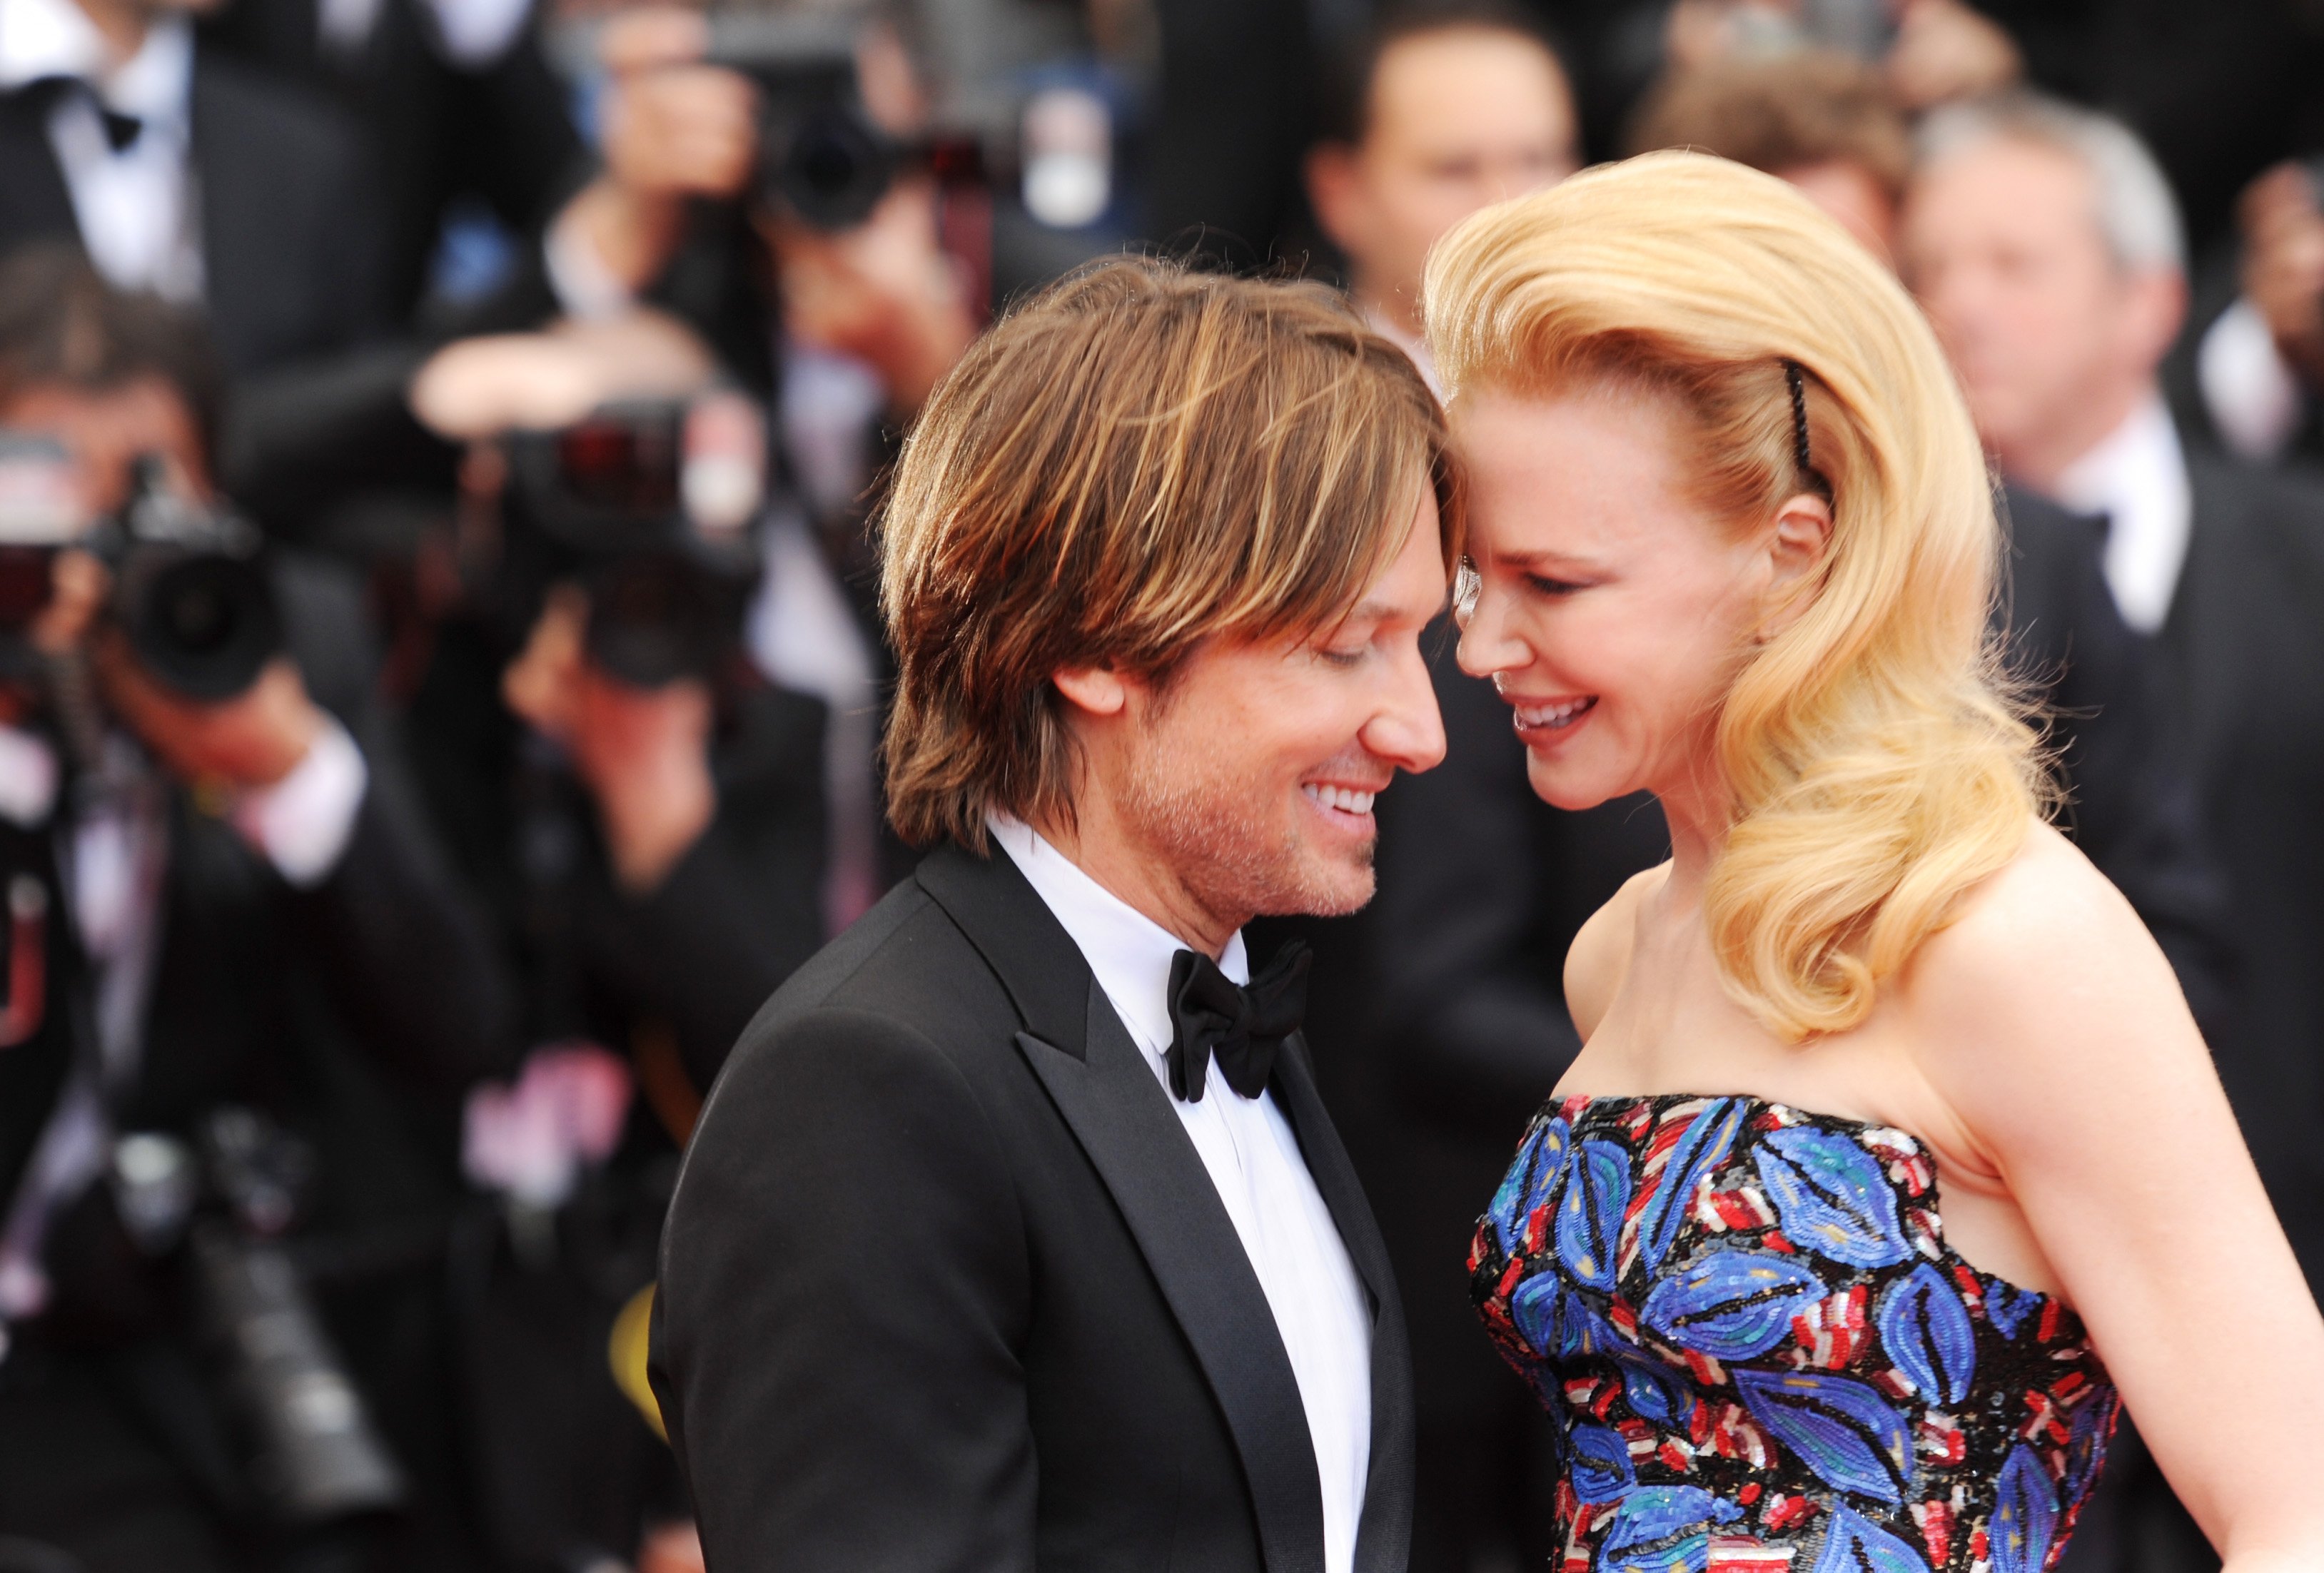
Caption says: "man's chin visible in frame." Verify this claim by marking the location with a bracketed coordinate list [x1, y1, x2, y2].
[1254, 847, 1378, 919]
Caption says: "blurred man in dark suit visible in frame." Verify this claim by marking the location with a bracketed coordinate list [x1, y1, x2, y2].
[1305, 1, 1577, 390]
[1907, 90, 2324, 1573]
[0, 0, 387, 375]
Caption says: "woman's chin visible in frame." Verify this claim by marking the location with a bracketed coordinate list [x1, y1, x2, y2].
[1523, 754, 1631, 814]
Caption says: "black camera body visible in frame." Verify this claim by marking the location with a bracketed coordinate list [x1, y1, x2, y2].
[502, 394, 765, 689]
[94, 462, 282, 703]
[109, 1110, 407, 1533]
[707, 14, 899, 232]
[0, 435, 281, 702]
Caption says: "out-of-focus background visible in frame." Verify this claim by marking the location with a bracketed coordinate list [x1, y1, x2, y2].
[0, 0, 2317, 1568]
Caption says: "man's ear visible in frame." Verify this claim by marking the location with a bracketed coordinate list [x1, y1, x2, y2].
[1762, 492, 1834, 637]
[1305, 142, 1365, 257]
[1052, 666, 1130, 718]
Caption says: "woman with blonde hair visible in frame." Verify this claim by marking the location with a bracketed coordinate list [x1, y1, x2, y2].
[1440, 151, 2324, 1571]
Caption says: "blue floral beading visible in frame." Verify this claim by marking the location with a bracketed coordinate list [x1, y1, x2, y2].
[1472, 1094, 2117, 1573]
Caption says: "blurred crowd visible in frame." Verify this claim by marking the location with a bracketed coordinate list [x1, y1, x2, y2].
[0, 0, 2318, 1569]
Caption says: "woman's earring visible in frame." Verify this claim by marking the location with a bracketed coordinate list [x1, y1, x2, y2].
[1452, 557, 1482, 629]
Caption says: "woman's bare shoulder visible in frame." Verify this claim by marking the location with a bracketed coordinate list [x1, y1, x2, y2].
[1897, 818, 2201, 1131]
[1565, 863, 1668, 1043]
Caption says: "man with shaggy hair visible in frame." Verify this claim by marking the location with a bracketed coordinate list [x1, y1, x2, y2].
[653, 257, 1459, 1572]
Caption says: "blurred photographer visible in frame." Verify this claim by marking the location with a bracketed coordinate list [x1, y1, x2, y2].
[398, 318, 828, 1571]
[410, 4, 977, 934]
[0, 244, 519, 1571]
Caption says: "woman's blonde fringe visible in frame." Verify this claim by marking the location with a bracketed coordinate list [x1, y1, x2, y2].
[1426, 151, 2053, 1041]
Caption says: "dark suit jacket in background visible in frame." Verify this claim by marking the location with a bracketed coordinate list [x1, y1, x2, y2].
[654, 841, 1415, 1573]
[0, 47, 387, 375]
[2163, 457, 2324, 1285]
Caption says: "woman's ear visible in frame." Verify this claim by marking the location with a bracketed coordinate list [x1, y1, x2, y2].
[1759, 491, 1834, 637]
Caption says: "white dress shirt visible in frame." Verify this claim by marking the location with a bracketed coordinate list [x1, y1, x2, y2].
[2051, 393, 2194, 636]
[987, 814, 1374, 1573]
[0, 0, 203, 300]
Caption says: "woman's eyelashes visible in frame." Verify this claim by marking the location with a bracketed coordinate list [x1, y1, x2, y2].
[1524, 571, 1590, 597]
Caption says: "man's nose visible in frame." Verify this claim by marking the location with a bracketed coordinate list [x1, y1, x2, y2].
[1365, 644, 1448, 774]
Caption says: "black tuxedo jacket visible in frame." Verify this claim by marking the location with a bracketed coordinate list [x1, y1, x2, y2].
[2158, 457, 2324, 1287]
[0, 46, 383, 375]
[653, 841, 1414, 1573]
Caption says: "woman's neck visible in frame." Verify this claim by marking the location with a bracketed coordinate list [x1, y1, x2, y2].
[1652, 764, 1730, 908]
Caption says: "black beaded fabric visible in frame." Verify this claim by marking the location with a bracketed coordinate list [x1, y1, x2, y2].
[1470, 1093, 2118, 1573]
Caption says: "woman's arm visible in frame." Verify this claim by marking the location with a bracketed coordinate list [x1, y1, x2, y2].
[1909, 822, 2324, 1569]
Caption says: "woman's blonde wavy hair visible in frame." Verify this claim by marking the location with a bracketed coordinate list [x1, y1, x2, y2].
[1425, 150, 2049, 1041]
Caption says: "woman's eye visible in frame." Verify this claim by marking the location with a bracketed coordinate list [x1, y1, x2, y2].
[1526, 572, 1585, 597]
[1318, 647, 1366, 669]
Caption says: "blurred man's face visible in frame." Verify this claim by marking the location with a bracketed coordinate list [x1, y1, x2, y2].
[1901, 137, 2181, 481]
[1310, 28, 1579, 328]
[0, 377, 208, 515]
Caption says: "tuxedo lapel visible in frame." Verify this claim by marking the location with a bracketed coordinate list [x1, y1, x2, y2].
[917, 845, 1328, 1573]
[1270, 1035, 1414, 1573]
[0, 88, 80, 248]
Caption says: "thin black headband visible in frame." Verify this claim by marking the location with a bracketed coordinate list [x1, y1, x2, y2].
[1783, 359, 1813, 475]
[1782, 359, 1831, 497]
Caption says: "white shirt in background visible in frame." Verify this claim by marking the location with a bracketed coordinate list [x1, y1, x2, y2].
[0, 0, 203, 300]
[2051, 393, 2195, 636]
[986, 814, 1373, 1573]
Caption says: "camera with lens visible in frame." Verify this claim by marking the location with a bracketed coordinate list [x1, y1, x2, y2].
[0, 433, 281, 702]
[501, 391, 766, 689]
[108, 1108, 406, 1532]
[707, 14, 902, 232]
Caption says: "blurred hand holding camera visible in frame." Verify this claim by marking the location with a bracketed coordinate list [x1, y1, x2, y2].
[97, 644, 325, 793]
[767, 181, 974, 415]
[563, 9, 759, 293]
[502, 583, 716, 894]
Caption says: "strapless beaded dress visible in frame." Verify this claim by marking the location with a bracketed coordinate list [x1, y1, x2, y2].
[1471, 1094, 2117, 1573]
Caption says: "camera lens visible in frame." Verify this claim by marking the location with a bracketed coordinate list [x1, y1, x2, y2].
[129, 555, 281, 701]
[779, 107, 891, 231]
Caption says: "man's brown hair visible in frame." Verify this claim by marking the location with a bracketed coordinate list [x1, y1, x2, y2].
[880, 256, 1460, 850]
[1626, 51, 1911, 204]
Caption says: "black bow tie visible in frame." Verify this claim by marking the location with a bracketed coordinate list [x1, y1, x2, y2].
[24, 76, 142, 151]
[1165, 940, 1310, 1103]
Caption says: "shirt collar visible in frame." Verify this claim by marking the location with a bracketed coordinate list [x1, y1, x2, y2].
[0, 0, 191, 126]
[986, 812, 1249, 1066]
[2052, 391, 2187, 528]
